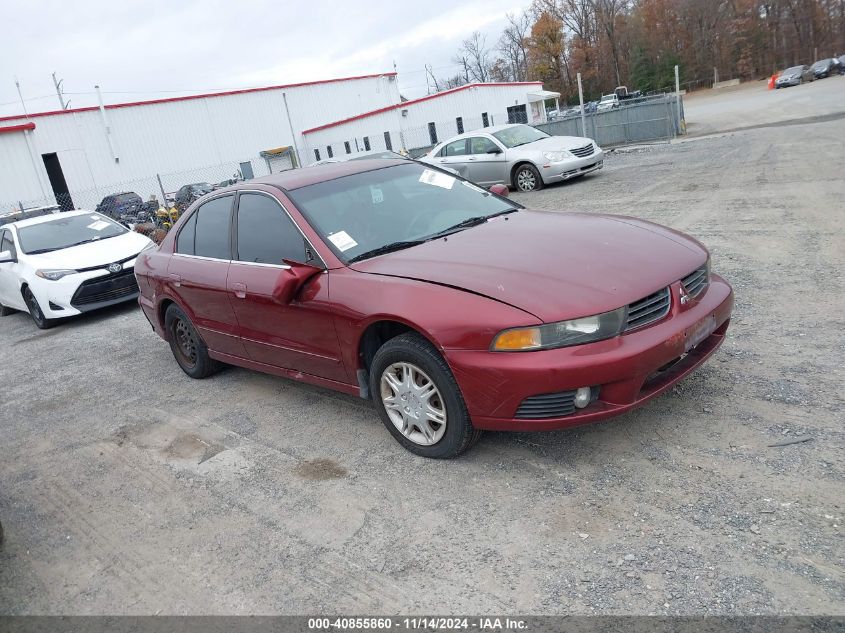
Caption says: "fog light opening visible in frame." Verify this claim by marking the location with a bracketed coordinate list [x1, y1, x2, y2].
[574, 386, 593, 409]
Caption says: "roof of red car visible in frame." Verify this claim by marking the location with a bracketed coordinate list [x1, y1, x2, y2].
[250, 158, 410, 191]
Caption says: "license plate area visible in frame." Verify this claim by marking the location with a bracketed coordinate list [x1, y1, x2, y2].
[685, 315, 717, 351]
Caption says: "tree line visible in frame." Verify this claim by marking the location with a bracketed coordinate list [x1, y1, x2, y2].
[433, 0, 845, 103]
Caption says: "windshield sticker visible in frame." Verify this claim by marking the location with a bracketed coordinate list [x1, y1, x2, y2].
[87, 220, 111, 231]
[419, 169, 455, 190]
[370, 186, 384, 204]
[327, 230, 358, 252]
[461, 181, 486, 194]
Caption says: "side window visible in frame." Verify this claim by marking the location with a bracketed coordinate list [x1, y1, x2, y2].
[469, 137, 499, 155]
[193, 195, 233, 259]
[1, 230, 15, 257]
[236, 194, 305, 265]
[175, 210, 197, 255]
[442, 139, 468, 157]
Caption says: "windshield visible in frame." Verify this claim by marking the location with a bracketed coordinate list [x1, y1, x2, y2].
[17, 213, 127, 254]
[812, 60, 829, 68]
[287, 163, 517, 263]
[784, 66, 803, 74]
[600, 95, 614, 102]
[114, 193, 141, 204]
[491, 125, 549, 148]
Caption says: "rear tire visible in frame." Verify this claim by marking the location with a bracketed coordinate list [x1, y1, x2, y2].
[164, 304, 220, 379]
[369, 333, 481, 458]
[23, 287, 55, 329]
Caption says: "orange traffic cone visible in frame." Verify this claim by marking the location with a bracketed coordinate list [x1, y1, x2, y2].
[768, 74, 777, 89]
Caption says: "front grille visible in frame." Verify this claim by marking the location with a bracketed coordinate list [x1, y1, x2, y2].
[71, 268, 138, 307]
[625, 287, 671, 331]
[570, 143, 595, 158]
[515, 390, 577, 419]
[681, 266, 708, 298]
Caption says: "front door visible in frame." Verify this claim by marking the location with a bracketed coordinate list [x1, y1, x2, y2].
[465, 136, 507, 186]
[227, 191, 346, 382]
[0, 229, 26, 311]
[167, 194, 245, 357]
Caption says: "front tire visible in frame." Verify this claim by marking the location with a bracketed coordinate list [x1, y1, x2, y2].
[0, 302, 13, 316]
[369, 333, 480, 458]
[164, 304, 220, 378]
[514, 164, 543, 192]
[23, 287, 55, 329]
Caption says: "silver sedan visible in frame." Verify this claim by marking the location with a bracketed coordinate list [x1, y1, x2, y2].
[422, 124, 604, 192]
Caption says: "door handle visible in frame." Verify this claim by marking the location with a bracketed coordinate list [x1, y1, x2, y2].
[467, 156, 478, 161]
[231, 282, 247, 299]
[168, 273, 182, 287]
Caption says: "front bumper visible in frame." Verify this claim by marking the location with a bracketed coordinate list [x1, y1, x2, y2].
[445, 275, 733, 431]
[29, 260, 139, 318]
[776, 78, 799, 87]
[541, 150, 605, 184]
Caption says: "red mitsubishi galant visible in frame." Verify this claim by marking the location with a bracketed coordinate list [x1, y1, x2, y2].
[135, 159, 733, 458]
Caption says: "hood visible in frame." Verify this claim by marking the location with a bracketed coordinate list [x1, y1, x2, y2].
[350, 211, 707, 322]
[518, 136, 594, 152]
[24, 230, 152, 269]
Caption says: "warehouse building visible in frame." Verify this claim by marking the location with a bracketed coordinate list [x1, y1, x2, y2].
[0, 73, 555, 212]
[302, 82, 560, 161]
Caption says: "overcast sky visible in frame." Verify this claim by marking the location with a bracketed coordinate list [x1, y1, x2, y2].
[1, 0, 530, 118]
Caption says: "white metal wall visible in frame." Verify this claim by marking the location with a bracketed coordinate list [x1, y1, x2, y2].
[303, 83, 544, 160]
[0, 74, 400, 210]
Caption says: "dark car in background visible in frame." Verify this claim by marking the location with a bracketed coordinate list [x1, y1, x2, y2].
[175, 182, 214, 208]
[775, 65, 814, 87]
[811, 58, 841, 79]
[95, 192, 144, 222]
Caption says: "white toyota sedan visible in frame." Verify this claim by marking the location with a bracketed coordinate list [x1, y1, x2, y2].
[0, 210, 154, 328]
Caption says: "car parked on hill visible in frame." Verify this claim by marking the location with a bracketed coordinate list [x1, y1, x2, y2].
[0, 211, 154, 328]
[135, 159, 733, 458]
[422, 123, 603, 192]
[597, 94, 620, 111]
[775, 65, 814, 87]
[811, 58, 841, 79]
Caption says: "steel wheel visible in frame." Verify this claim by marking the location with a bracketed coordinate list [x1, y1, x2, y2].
[516, 165, 540, 192]
[380, 361, 447, 446]
[172, 316, 198, 368]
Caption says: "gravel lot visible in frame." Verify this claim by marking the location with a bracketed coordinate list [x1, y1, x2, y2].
[1, 91, 843, 615]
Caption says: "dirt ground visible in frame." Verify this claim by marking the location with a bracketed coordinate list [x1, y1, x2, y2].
[1, 84, 843, 615]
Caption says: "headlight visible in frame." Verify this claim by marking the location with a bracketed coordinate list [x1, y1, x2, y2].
[491, 307, 627, 351]
[35, 269, 77, 281]
[544, 150, 571, 162]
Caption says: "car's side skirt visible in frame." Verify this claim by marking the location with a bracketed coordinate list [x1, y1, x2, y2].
[208, 350, 360, 397]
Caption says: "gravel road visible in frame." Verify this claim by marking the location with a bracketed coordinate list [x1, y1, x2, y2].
[1, 95, 843, 615]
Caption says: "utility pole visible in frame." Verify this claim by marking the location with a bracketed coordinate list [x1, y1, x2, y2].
[52, 72, 70, 110]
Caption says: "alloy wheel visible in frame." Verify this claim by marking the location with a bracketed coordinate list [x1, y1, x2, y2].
[380, 362, 447, 446]
[517, 168, 537, 191]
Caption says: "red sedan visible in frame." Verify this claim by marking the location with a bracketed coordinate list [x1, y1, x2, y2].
[135, 159, 733, 458]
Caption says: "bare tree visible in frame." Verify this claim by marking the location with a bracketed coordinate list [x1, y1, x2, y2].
[498, 11, 532, 80]
[455, 31, 493, 82]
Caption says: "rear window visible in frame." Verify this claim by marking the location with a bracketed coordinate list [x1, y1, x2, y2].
[17, 213, 127, 254]
[115, 193, 141, 204]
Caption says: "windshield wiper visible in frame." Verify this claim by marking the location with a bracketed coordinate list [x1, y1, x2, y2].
[347, 239, 426, 263]
[426, 208, 519, 239]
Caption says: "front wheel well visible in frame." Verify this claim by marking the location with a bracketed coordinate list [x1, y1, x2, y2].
[359, 320, 417, 373]
[510, 161, 537, 187]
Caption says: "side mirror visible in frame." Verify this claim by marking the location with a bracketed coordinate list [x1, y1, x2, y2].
[0, 249, 15, 264]
[271, 260, 323, 304]
[488, 184, 510, 198]
[486, 148, 503, 155]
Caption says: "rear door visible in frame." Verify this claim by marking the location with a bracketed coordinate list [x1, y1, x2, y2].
[227, 191, 346, 382]
[465, 136, 507, 185]
[167, 194, 246, 357]
[429, 139, 470, 178]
